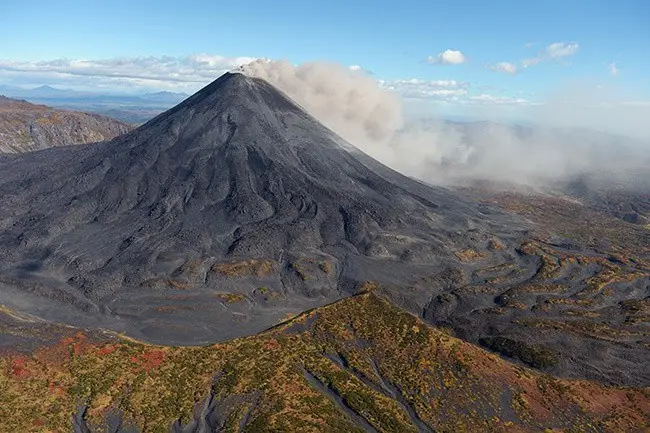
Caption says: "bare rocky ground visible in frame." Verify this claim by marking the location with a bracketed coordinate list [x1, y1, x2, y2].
[0, 71, 647, 407]
[398, 187, 650, 387]
[0, 95, 132, 153]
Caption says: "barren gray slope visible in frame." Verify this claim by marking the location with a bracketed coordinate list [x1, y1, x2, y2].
[0, 73, 525, 344]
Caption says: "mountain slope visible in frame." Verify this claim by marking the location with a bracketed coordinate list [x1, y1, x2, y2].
[0, 73, 525, 344]
[0, 96, 132, 153]
[1, 293, 648, 432]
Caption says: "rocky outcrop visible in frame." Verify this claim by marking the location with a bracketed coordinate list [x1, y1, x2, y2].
[0, 95, 132, 153]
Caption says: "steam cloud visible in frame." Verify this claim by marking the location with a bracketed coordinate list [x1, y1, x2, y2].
[239, 60, 650, 188]
[240, 59, 403, 146]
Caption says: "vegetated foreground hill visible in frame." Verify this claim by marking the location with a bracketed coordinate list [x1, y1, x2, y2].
[0, 95, 132, 153]
[1, 292, 648, 432]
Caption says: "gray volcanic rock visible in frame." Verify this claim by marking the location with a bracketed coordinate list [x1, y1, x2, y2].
[0, 96, 132, 153]
[0, 73, 525, 344]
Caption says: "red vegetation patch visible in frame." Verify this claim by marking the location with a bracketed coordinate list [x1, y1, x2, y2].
[10, 356, 28, 378]
[61, 332, 90, 357]
[569, 383, 650, 416]
[130, 349, 166, 372]
[36, 346, 68, 365]
[32, 417, 47, 427]
[48, 380, 66, 397]
[97, 345, 117, 356]
[263, 339, 281, 351]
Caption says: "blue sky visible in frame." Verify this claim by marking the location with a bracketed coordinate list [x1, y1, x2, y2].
[1, 0, 649, 116]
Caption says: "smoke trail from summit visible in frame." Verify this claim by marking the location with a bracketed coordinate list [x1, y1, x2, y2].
[240, 59, 403, 150]
[239, 60, 650, 188]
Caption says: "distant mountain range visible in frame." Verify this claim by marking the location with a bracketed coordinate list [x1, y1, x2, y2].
[0, 85, 189, 123]
[0, 95, 133, 153]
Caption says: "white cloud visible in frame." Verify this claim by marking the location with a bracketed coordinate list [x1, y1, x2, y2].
[348, 64, 374, 75]
[426, 49, 467, 65]
[0, 54, 257, 93]
[379, 78, 536, 107]
[490, 62, 518, 75]
[608, 62, 619, 76]
[521, 57, 542, 68]
[522, 42, 579, 68]
[382, 78, 468, 100]
[546, 42, 579, 58]
[620, 100, 650, 107]
[468, 94, 531, 105]
[394, 78, 462, 87]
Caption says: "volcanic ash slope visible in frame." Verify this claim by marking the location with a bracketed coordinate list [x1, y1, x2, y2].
[0, 73, 525, 343]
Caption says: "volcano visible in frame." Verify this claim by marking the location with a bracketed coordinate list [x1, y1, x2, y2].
[1, 74, 647, 390]
[0, 73, 525, 343]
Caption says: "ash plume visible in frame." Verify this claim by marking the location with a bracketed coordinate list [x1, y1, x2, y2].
[239, 59, 403, 150]
[239, 60, 650, 188]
